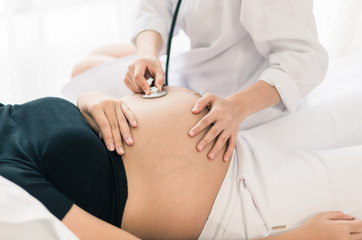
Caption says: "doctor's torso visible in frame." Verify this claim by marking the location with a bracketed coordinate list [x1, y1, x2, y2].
[167, 0, 266, 97]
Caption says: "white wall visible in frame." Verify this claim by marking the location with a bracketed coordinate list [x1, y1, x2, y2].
[314, 0, 362, 59]
[0, 0, 361, 104]
[0, 0, 137, 104]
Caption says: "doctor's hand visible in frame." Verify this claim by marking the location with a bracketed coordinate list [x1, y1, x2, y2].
[124, 56, 165, 95]
[77, 91, 137, 155]
[189, 94, 247, 162]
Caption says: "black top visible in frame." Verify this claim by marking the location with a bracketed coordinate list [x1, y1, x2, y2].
[0, 97, 127, 227]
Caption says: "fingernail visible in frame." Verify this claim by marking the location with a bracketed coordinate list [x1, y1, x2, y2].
[197, 145, 203, 151]
[127, 137, 134, 144]
[192, 106, 198, 112]
[108, 143, 115, 151]
[209, 153, 215, 159]
[224, 156, 229, 162]
[189, 130, 195, 137]
[117, 146, 124, 155]
[131, 120, 137, 126]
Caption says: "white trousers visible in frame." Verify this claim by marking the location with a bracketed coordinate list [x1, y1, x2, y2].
[199, 89, 362, 239]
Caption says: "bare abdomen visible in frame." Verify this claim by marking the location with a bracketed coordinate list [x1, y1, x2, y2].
[120, 87, 230, 239]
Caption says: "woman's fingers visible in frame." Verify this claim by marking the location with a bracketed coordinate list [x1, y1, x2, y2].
[121, 101, 138, 128]
[90, 104, 115, 151]
[104, 101, 124, 153]
[78, 92, 137, 155]
[84, 96, 137, 155]
[116, 102, 134, 145]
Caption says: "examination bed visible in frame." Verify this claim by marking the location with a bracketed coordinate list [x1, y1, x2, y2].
[1, 53, 361, 240]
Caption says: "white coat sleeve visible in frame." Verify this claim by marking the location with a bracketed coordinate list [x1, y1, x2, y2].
[240, 0, 329, 112]
[131, 0, 173, 55]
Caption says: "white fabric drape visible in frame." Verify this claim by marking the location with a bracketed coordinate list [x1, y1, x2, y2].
[0, 0, 361, 104]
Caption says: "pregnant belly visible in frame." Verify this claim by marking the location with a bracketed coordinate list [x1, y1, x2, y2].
[119, 87, 230, 239]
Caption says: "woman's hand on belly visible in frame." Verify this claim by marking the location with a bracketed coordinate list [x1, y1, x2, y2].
[77, 91, 138, 155]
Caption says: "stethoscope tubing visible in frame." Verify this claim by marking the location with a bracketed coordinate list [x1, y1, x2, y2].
[164, 0, 183, 86]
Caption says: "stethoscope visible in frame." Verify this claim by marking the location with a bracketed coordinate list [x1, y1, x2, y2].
[142, 0, 183, 99]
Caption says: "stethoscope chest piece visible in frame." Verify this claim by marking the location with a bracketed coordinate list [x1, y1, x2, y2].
[142, 86, 167, 99]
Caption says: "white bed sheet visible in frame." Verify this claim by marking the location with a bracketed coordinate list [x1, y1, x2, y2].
[0, 176, 78, 240]
[1, 53, 361, 239]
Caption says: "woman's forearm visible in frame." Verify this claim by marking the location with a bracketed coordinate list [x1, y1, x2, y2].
[135, 30, 163, 58]
[63, 204, 140, 240]
[227, 80, 282, 120]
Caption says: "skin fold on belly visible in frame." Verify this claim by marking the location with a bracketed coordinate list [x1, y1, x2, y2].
[120, 87, 230, 239]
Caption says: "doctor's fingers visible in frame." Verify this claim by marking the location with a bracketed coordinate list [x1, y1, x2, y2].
[133, 64, 152, 95]
[192, 93, 215, 114]
[124, 67, 143, 93]
[223, 133, 237, 162]
[204, 125, 237, 161]
[195, 118, 224, 153]
[207, 128, 235, 160]
[134, 57, 165, 90]
[124, 72, 137, 93]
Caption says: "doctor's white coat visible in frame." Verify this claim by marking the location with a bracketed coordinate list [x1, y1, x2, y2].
[132, 0, 328, 117]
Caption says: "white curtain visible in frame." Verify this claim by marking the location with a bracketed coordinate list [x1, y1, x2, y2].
[0, 0, 361, 104]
